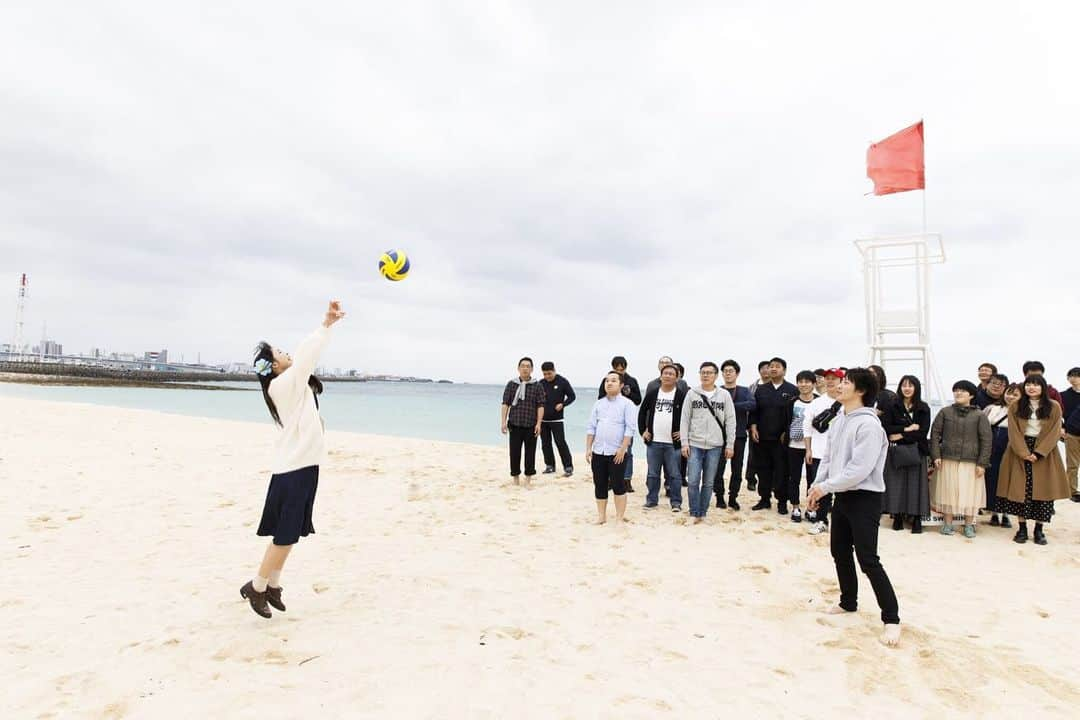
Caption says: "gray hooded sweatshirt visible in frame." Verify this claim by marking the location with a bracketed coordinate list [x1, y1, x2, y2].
[679, 385, 736, 450]
[815, 406, 888, 494]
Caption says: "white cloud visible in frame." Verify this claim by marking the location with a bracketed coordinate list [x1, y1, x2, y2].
[1, 0, 1077, 391]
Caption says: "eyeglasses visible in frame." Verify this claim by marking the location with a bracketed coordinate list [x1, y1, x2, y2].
[699, 370, 717, 375]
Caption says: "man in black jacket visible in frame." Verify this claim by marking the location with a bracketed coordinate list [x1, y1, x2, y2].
[638, 364, 688, 511]
[597, 356, 643, 491]
[749, 357, 798, 514]
[539, 361, 576, 477]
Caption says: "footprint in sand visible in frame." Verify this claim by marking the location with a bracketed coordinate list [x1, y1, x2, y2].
[312, 583, 330, 594]
[740, 564, 771, 574]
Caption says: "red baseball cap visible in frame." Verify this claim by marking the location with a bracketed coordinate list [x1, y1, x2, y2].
[823, 368, 846, 378]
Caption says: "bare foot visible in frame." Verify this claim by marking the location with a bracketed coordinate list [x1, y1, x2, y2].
[880, 624, 901, 647]
[593, 517, 606, 525]
[524, 479, 532, 490]
[824, 605, 853, 615]
[693, 517, 703, 524]
[619, 516, 630, 523]
[512, 477, 520, 486]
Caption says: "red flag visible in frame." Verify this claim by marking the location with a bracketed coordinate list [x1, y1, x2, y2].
[866, 121, 924, 195]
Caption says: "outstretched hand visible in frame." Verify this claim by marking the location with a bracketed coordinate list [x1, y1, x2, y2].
[323, 300, 346, 328]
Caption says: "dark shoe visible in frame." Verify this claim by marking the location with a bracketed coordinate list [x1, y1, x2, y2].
[671, 505, 682, 513]
[625, 482, 634, 493]
[728, 497, 740, 511]
[892, 515, 904, 531]
[989, 514, 1000, 526]
[777, 501, 788, 515]
[241, 581, 272, 618]
[542, 466, 556, 474]
[1000, 515, 1012, 529]
[747, 479, 757, 492]
[564, 467, 574, 477]
[265, 585, 286, 612]
[1033, 525, 1048, 545]
[1071, 493, 1080, 503]
[715, 496, 727, 509]
[910, 517, 923, 534]
[751, 500, 771, 511]
[1013, 526, 1028, 544]
[682, 479, 688, 487]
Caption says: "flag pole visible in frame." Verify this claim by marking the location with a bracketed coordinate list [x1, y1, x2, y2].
[921, 117, 927, 235]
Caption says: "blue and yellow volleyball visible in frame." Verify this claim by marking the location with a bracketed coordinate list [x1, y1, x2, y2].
[378, 249, 410, 281]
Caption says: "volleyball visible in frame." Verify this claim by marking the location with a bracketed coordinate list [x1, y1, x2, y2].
[378, 249, 410, 281]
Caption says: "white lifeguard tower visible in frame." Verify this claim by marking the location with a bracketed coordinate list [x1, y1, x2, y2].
[854, 233, 946, 405]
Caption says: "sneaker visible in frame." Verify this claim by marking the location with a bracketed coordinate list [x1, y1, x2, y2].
[940, 523, 955, 536]
[808, 520, 828, 535]
[564, 467, 574, 477]
[728, 497, 740, 511]
[777, 501, 788, 515]
[542, 466, 556, 474]
[751, 500, 771, 511]
[962, 524, 976, 539]
[805, 510, 817, 522]
[671, 505, 682, 513]
[643, 502, 658, 509]
[791, 507, 802, 523]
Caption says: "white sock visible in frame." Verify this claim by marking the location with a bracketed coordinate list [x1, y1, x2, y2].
[253, 575, 269, 593]
[268, 570, 282, 589]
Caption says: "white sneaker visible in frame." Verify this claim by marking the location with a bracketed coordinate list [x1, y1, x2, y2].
[805, 510, 817, 522]
[808, 521, 828, 535]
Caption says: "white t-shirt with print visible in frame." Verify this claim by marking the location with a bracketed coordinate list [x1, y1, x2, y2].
[652, 388, 677, 444]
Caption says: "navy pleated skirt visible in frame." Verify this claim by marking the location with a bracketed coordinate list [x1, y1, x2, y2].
[257, 465, 319, 545]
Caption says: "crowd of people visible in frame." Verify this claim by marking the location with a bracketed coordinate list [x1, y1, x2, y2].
[500, 357, 1080, 543]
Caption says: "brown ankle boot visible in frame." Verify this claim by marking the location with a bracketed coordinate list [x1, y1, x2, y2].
[265, 586, 286, 612]
[241, 581, 272, 618]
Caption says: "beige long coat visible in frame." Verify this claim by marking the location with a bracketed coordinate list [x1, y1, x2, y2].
[997, 401, 1070, 503]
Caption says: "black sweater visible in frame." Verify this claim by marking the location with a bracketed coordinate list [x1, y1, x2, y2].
[637, 385, 689, 448]
[597, 372, 642, 406]
[539, 374, 576, 422]
[882, 398, 931, 456]
[749, 381, 798, 441]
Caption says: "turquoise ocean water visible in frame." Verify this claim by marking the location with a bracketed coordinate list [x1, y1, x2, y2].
[0, 380, 593, 449]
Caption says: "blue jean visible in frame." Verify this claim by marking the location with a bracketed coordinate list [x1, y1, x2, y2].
[645, 442, 683, 507]
[623, 440, 634, 481]
[686, 446, 723, 518]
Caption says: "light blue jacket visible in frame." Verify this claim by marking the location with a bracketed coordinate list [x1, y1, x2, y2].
[815, 406, 888, 494]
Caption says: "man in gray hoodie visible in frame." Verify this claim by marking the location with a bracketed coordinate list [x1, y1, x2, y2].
[679, 362, 736, 522]
[807, 367, 901, 648]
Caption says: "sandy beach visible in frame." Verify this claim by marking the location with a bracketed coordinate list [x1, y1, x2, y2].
[3, 395, 1079, 719]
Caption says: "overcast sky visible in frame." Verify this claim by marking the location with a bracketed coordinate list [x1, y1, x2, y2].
[2, 1, 1077, 393]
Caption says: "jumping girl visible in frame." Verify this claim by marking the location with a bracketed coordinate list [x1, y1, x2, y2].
[241, 300, 346, 617]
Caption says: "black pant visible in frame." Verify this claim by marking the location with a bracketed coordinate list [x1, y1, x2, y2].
[508, 424, 538, 477]
[746, 440, 757, 483]
[808, 458, 831, 519]
[755, 439, 789, 502]
[716, 436, 747, 498]
[540, 422, 573, 470]
[591, 454, 627, 499]
[786, 447, 819, 506]
[831, 490, 900, 624]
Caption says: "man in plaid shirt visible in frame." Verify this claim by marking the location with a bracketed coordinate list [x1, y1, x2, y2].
[501, 357, 547, 487]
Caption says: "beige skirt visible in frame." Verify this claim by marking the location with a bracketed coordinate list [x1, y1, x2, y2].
[931, 459, 986, 517]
